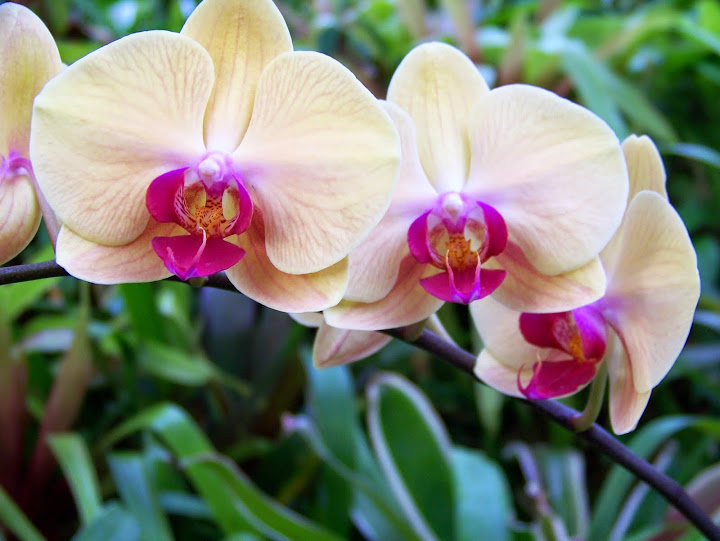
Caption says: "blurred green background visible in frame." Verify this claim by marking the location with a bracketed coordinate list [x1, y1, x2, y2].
[2, 0, 720, 539]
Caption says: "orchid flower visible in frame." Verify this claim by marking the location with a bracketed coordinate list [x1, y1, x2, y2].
[471, 135, 700, 434]
[0, 3, 62, 264]
[323, 42, 628, 332]
[30, 0, 400, 313]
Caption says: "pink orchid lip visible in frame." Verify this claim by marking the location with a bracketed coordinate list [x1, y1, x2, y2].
[145, 155, 254, 280]
[517, 305, 608, 399]
[407, 192, 508, 304]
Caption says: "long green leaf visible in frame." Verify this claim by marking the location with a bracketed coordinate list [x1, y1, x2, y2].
[0, 485, 46, 541]
[0, 245, 60, 322]
[48, 433, 102, 525]
[183, 454, 344, 541]
[118, 283, 165, 342]
[367, 373, 455, 541]
[108, 453, 174, 541]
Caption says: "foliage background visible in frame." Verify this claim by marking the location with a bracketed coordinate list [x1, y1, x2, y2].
[2, 0, 720, 539]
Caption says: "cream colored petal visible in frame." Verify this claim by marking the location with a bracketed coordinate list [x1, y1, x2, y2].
[234, 51, 400, 275]
[488, 242, 606, 313]
[622, 135, 667, 201]
[601, 135, 669, 271]
[0, 174, 40, 264]
[55, 221, 180, 283]
[473, 349, 527, 397]
[469, 295, 547, 370]
[289, 312, 324, 328]
[0, 3, 62, 156]
[324, 255, 444, 331]
[31, 31, 212, 246]
[226, 212, 348, 313]
[344, 102, 437, 303]
[606, 329, 651, 435]
[601, 191, 700, 394]
[387, 42, 489, 193]
[466, 84, 628, 276]
[314, 322, 392, 368]
[181, 0, 292, 152]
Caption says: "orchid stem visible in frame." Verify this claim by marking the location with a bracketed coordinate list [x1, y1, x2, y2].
[571, 361, 608, 432]
[425, 313, 457, 346]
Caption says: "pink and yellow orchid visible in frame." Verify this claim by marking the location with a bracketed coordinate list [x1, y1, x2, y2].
[0, 3, 62, 264]
[471, 135, 700, 434]
[30, 0, 400, 313]
[323, 42, 628, 332]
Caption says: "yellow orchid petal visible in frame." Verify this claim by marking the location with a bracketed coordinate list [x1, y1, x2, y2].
[622, 134, 668, 201]
[606, 329, 651, 435]
[466, 84, 628, 276]
[469, 295, 545, 370]
[226, 212, 348, 313]
[324, 256, 444, 331]
[181, 0, 292, 152]
[473, 349, 527, 398]
[313, 322, 391, 368]
[31, 31, 213, 246]
[487, 243, 606, 313]
[0, 173, 40, 264]
[344, 102, 437, 303]
[289, 312, 324, 328]
[601, 134, 668, 270]
[0, 3, 62, 156]
[602, 191, 700, 394]
[55, 221, 180, 283]
[387, 42, 489, 193]
[235, 51, 400, 275]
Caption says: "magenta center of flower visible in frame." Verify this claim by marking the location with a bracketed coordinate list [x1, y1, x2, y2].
[516, 306, 608, 399]
[407, 192, 508, 304]
[145, 152, 254, 281]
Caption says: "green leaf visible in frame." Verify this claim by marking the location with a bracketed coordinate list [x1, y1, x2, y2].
[589, 416, 711, 541]
[183, 454, 344, 541]
[139, 341, 216, 386]
[108, 453, 174, 541]
[304, 358, 356, 535]
[99, 403, 253, 534]
[71, 503, 141, 541]
[48, 433, 102, 525]
[0, 485, 46, 541]
[661, 142, 720, 170]
[367, 373, 455, 541]
[452, 447, 512, 541]
[118, 283, 165, 342]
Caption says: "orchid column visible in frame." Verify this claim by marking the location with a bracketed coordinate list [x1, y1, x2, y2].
[29, 0, 400, 314]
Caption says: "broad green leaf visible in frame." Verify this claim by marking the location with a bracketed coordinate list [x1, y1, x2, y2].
[118, 283, 165, 342]
[589, 416, 713, 541]
[71, 503, 141, 541]
[367, 373, 455, 541]
[0, 485, 46, 541]
[157, 492, 212, 519]
[183, 455, 344, 541]
[139, 341, 216, 386]
[304, 357, 356, 536]
[48, 433, 102, 525]
[289, 414, 422, 541]
[452, 447, 512, 541]
[108, 453, 174, 541]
